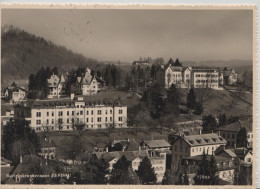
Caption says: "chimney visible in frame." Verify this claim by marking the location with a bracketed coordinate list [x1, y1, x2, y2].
[138, 146, 141, 151]
[70, 93, 75, 100]
[234, 143, 236, 149]
[218, 131, 221, 137]
[199, 129, 202, 135]
[126, 138, 130, 142]
[20, 156, 23, 164]
[105, 147, 108, 152]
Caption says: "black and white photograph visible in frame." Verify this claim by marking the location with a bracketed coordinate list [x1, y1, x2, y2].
[0, 5, 256, 187]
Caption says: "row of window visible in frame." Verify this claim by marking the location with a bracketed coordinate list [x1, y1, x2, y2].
[195, 74, 218, 77]
[36, 109, 124, 117]
[195, 80, 218, 83]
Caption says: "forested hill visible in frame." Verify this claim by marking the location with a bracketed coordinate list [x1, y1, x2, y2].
[1, 26, 102, 87]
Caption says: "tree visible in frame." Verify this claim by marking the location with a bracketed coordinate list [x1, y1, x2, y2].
[164, 84, 180, 115]
[194, 153, 219, 185]
[110, 155, 139, 184]
[218, 113, 228, 127]
[186, 88, 197, 111]
[52, 66, 58, 75]
[202, 115, 217, 134]
[92, 157, 109, 184]
[194, 102, 204, 115]
[136, 156, 157, 184]
[236, 127, 248, 148]
[2, 119, 40, 163]
[162, 170, 174, 185]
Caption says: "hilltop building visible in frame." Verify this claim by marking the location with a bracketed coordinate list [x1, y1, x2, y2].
[77, 68, 99, 96]
[14, 98, 127, 132]
[222, 67, 238, 85]
[47, 74, 65, 99]
[216, 119, 253, 148]
[155, 58, 221, 89]
[3, 82, 27, 103]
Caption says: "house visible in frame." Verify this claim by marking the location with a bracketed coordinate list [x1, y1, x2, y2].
[3, 82, 27, 103]
[223, 67, 238, 85]
[39, 138, 56, 159]
[181, 155, 237, 185]
[91, 150, 167, 183]
[231, 147, 253, 164]
[216, 119, 253, 148]
[155, 58, 220, 89]
[170, 132, 226, 172]
[140, 139, 171, 151]
[105, 138, 139, 152]
[14, 98, 127, 132]
[47, 74, 65, 98]
[214, 145, 237, 160]
[132, 60, 151, 67]
[1, 157, 14, 184]
[77, 69, 99, 96]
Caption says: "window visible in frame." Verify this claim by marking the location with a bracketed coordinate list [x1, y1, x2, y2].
[119, 109, 123, 114]
[110, 110, 112, 114]
[98, 124, 102, 128]
[80, 111, 83, 115]
[97, 117, 102, 122]
[91, 117, 93, 122]
[67, 126, 70, 129]
[52, 111, 54, 116]
[46, 119, 49, 124]
[105, 117, 108, 122]
[67, 111, 69, 116]
[106, 110, 108, 114]
[118, 117, 123, 121]
[86, 110, 89, 115]
[58, 118, 63, 124]
[36, 112, 41, 117]
[67, 118, 69, 124]
[47, 112, 49, 117]
[72, 111, 74, 116]
[110, 117, 112, 121]
[58, 111, 63, 116]
[86, 118, 89, 123]
[91, 110, 94, 115]
[36, 120, 41, 125]
[52, 119, 54, 124]
[97, 110, 102, 115]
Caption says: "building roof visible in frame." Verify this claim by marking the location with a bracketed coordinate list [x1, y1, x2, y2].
[192, 68, 218, 73]
[215, 146, 237, 158]
[180, 133, 226, 147]
[47, 74, 61, 88]
[15, 98, 125, 109]
[144, 139, 171, 149]
[230, 147, 252, 159]
[216, 120, 252, 132]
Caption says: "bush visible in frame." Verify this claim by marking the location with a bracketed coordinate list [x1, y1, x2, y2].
[194, 102, 204, 115]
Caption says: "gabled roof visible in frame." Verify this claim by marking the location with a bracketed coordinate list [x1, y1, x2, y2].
[215, 146, 237, 158]
[216, 120, 252, 133]
[230, 147, 252, 159]
[47, 74, 61, 88]
[144, 139, 171, 149]
[180, 133, 226, 147]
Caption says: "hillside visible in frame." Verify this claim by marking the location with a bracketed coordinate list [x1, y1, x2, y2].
[1, 26, 103, 87]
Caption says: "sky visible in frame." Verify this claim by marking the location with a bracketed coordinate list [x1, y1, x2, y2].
[2, 9, 253, 63]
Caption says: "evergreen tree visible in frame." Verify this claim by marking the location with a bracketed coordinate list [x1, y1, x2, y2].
[194, 102, 204, 115]
[28, 74, 35, 91]
[162, 170, 174, 185]
[52, 66, 58, 75]
[164, 84, 180, 115]
[218, 113, 228, 127]
[187, 88, 197, 111]
[202, 115, 217, 134]
[194, 153, 219, 185]
[93, 157, 109, 184]
[237, 127, 248, 148]
[110, 155, 138, 184]
[136, 156, 157, 184]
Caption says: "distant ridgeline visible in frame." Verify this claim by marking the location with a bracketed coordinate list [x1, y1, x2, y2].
[1, 25, 101, 87]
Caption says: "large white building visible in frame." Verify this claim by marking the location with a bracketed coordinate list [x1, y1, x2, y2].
[14, 98, 127, 132]
[155, 59, 220, 89]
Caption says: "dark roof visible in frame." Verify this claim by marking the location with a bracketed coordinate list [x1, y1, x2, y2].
[15, 98, 125, 109]
[144, 139, 171, 149]
[180, 133, 226, 147]
[216, 120, 252, 132]
[230, 148, 252, 159]
[215, 146, 237, 158]
[192, 68, 218, 73]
